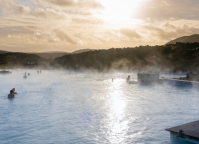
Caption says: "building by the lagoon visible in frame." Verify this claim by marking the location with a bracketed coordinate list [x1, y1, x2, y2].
[186, 72, 199, 81]
[137, 72, 159, 82]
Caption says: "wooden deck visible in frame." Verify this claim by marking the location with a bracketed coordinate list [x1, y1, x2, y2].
[166, 120, 199, 139]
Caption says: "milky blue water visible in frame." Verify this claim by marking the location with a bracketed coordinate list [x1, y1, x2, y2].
[0, 69, 199, 144]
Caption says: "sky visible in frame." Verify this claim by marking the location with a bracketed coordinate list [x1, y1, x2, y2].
[0, 0, 199, 52]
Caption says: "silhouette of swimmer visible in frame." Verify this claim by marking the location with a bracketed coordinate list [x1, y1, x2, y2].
[11, 88, 17, 94]
[8, 90, 15, 98]
[23, 72, 27, 78]
[28, 73, 30, 76]
[126, 75, 130, 81]
[112, 78, 114, 82]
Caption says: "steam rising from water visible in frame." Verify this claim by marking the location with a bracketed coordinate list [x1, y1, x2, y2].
[0, 69, 199, 144]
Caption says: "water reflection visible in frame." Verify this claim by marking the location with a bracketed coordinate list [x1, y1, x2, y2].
[2, 70, 199, 143]
[105, 79, 129, 143]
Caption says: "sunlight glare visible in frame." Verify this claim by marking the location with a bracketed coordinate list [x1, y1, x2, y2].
[99, 0, 145, 21]
[105, 78, 128, 143]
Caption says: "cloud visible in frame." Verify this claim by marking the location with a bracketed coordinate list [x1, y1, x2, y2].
[1, 0, 199, 52]
[0, 26, 34, 36]
[31, 27, 80, 44]
[16, 4, 31, 14]
[135, 0, 199, 20]
[37, 0, 104, 9]
[0, 44, 25, 47]
[72, 18, 104, 25]
[141, 22, 196, 41]
[1, 18, 199, 50]
[0, 0, 31, 14]
[120, 28, 141, 39]
[53, 28, 78, 44]
[32, 8, 70, 20]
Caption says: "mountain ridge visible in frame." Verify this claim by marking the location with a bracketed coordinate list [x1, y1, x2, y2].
[0, 50, 9, 54]
[167, 34, 199, 44]
[72, 49, 96, 54]
[0, 49, 96, 59]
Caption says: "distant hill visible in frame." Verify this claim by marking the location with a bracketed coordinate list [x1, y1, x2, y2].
[0, 49, 96, 59]
[0, 52, 42, 65]
[167, 34, 199, 44]
[33, 50, 95, 59]
[54, 43, 199, 71]
[42, 51, 67, 53]
[72, 49, 95, 54]
[0, 50, 9, 54]
[33, 52, 68, 59]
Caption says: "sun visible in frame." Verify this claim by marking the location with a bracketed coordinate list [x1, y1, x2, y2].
[99, 0, 145, 21]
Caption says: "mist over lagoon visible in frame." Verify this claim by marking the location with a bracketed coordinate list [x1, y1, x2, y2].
[1, 69, 199, 143]
[1, 0, 199, 143]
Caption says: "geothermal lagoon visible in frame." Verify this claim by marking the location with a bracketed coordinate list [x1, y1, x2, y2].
[0, 69, 199, 144]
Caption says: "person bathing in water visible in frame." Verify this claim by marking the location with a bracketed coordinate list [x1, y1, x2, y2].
[8, 90, 15, 98]
[126, 75, 130, 82]
[12, 88, 17, 94]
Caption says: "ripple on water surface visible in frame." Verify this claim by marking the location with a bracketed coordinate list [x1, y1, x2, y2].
[0, 70, 199, 144]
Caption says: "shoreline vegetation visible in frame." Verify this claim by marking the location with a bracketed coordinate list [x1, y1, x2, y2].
[1, 42, 199, 72]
